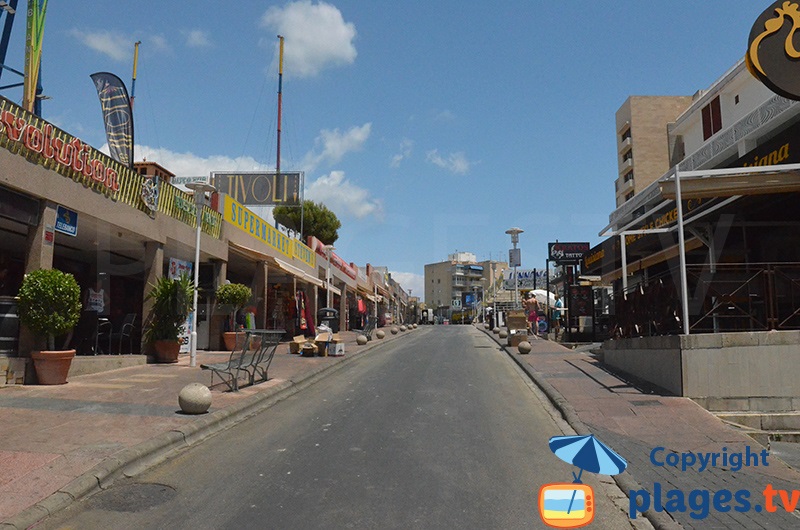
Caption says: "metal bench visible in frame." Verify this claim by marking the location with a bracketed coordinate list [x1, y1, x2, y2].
[201, 329, 285, 391]
[353, 316, 377, 341]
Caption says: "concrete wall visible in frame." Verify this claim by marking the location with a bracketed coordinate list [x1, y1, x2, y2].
[603, 331, 800, 410]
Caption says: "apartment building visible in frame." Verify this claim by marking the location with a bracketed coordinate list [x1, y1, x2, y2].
[614, 96, 693, 207]
[424, 253, 506, 315]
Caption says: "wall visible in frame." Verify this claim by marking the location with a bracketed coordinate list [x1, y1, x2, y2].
[603, 331, 800, 411]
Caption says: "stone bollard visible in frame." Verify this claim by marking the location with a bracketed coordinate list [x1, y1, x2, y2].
[400, 325, 407, 332]
[178, 382, 212, 414]
[499, 330, 508, 339]
[391, 326, 399, 335]
[493, 327, 500, 335]
[484, 323, 490, 329]
[518, 341, 532, 354]
[413, 323, 418, 329]
[376, 329, 386, 339]
[356, 334, 368, 345]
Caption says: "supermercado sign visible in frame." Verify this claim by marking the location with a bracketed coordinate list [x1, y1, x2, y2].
[0, 97, 120, 193]
[223, 195, 315, 267]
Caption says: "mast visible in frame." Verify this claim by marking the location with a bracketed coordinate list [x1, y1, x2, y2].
[275, 35, 284, 227]
[131, 41, 140, 110]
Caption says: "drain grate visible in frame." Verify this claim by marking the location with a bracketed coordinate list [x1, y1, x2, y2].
[89, 483, 177, 512]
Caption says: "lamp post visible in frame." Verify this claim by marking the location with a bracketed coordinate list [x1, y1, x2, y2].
[505, 227, 524, 309]
[186, 182, 217, 368]
[323, 244, 335, 308]
[480, 278, 486, 323]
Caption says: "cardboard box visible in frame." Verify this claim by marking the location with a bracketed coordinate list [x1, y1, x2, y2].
[289, 335, 307, 354]
[330, 343, 345, 356]
[508, 331, 528, 347]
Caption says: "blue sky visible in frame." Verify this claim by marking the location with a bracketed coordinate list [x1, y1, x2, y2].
[0, 1, 769, 297]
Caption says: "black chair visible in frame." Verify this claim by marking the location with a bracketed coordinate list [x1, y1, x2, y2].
[109, 313, 138, 354]
[95, 317, 112, 355]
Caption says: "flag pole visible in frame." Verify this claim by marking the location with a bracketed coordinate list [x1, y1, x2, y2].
[131, 41, 140, 110]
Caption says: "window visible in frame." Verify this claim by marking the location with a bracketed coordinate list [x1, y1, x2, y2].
[625, 191, 634, 201]
[702, 96, 722, 140]
[620, 128, 631, 142]
[622, 149, 633, 163]
[624, 170, 634, 183]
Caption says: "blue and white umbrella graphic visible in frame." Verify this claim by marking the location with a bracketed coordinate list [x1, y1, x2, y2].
[548, 434, 628, 514]
[549, 434, 627, 480]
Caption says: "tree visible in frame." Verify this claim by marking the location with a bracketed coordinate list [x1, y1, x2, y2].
[273, 200, 341, 245]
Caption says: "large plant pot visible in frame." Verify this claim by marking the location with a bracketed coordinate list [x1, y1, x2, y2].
[31, 349, 76, 385]
[222, 331, 255, 351]
[153, 340, 181, 363]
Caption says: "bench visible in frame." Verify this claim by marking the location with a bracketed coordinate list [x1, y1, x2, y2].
[201, 329, 285, 391]
[353, 316, 377, 341]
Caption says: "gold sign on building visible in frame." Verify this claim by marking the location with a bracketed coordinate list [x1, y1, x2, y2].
[747, 1, 800, 100]
[212, 171, 301, 206]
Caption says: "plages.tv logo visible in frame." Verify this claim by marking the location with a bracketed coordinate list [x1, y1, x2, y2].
[747, 1, 800, 100]
[539, 434, 627, 528]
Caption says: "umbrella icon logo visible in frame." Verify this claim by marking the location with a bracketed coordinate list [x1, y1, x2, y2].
[538, 434, 627, 528]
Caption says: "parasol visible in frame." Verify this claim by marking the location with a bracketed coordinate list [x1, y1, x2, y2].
[530, 289, 558, 307]
[548, 434, 627, 513]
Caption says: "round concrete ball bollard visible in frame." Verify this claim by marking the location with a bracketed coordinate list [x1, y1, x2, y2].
[376, 329, 386, 339]
[518, 341, 532, 354]
[391, 326, 399, 335]
[356, 334, 368, 345]
[413, 323, 418, 329]
[499, 330, 508, 339]
[178, 383, 212, 415]
[493, 327, 500, 335]
[484, 323, 490, 329]
[400, 325, 407, 332]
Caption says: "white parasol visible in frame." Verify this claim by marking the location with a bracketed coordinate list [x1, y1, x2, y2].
[530, 289, 558, 307]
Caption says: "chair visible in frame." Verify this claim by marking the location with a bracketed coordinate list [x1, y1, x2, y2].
[108, 313, 137, 354]
[94, 318, 112, 355]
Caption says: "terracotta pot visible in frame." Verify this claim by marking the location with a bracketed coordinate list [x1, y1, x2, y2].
[222, 331, 256, 351]
[153, 340, 181, 363]
[31, 349, 76, 385]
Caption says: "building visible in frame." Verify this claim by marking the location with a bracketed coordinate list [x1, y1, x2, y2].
[0, 94, 408, 384]
[424, 253, 506, 319]
[614, 96, 693, 207]
[583, 55, 800, 405]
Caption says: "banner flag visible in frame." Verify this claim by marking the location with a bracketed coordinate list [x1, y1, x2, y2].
[90, 72, 134, 167]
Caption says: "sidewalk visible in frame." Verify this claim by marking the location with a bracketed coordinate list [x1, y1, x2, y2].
[0, 328, 408, 529]
[481, 324, 800, 529]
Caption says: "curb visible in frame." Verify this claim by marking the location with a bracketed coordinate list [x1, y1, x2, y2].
[476, 326, 681, 530]
[1, 329, 413, 530]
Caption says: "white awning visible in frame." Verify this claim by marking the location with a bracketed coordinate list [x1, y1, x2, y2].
[324, 282, 342, 296]
[273, 257, 324, 288]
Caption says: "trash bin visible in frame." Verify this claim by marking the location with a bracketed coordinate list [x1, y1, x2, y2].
[317, 307, 339, 332]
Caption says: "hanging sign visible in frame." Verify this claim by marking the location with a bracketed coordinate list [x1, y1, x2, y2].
[212, 171, 302, 206]
[54, 205, 78, 237]
[548, 242, 590, 265]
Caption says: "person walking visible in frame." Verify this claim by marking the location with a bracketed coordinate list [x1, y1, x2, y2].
[524, 292, 540, 337]
[553, 294, 564, 340]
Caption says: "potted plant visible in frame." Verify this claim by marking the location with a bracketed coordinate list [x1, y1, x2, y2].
[143, 274, 194, 363]
[17, 268, 82, 384]
[215, 283, 252, 351]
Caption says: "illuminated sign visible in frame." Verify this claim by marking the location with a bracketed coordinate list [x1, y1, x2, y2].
[747, 1, 800, 100]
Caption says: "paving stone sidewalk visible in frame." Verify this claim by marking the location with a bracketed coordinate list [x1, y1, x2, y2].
[0, 328, 408, 528]
[483, 325, 800, 529]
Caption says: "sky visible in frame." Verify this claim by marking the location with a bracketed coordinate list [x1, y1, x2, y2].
[0, 1, 772, 299]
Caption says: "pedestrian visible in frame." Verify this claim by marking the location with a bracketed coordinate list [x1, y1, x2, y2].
[524, 292, 540, 336]
[553, 294, 564, 340]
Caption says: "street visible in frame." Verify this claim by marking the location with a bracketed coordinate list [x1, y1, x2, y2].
[39, 326, 639, 529]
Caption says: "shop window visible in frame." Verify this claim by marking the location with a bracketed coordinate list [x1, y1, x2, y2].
[702, 96, 722, 140]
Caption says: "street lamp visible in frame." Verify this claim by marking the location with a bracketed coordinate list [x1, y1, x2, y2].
[480, 278, 486, 323]
[186, 181, 217, 368]
[323, 244, 335, 308]
[505, 227, 524, 309]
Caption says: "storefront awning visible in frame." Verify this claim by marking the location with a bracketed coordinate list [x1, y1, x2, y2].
[324, 282, 342, 296]
[659, 164, 800, 200]
[273, 257, 324, 288]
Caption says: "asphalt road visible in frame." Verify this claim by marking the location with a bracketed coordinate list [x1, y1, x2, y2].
[39, 326, 641, 529]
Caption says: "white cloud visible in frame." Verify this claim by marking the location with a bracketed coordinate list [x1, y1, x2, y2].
[261, 1, 357, 78]
[391, 138, 413, 168]
[69, 29, 130, 61]
[131, 144, 271, 177]
[389, 271, 424, 298]
[306, 170, 383, 220]
[70, 30, 171, 60]
[302, 123, 371, 172]
[426, 149, 471, 174]
[185, 29, 212, 48]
